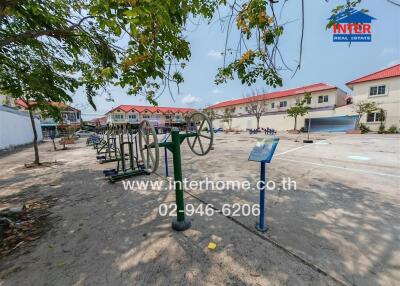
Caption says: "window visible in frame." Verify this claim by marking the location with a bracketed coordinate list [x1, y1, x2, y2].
[306, 97, 311, 104]
[271, 103, 275, 108]
[367, 112, 385, 123]
[369, 86, 377, 96]
[318, 96, 328, 103]
[369, 85, 386, 96]
[67, 113, 76, 121]
[112, 114, 123, 120]
[279, 101, 287, 108]
[143, 114, 150, 119]
[128, 115, 136, 119]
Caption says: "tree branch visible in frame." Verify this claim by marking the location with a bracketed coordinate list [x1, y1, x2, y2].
[0, 16, 94, 47]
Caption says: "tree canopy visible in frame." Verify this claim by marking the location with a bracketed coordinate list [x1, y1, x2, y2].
[0, 0, 369, 109]
[0, 0, 297, 109]
[287, 93, 311, 130]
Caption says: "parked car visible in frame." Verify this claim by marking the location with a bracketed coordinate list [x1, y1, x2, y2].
[74, 130, 96, 138]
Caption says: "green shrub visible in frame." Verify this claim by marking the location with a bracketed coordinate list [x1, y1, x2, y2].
[378, 124, 385, 134]
[387, 125, 398, 134]
[359, 123, 370, 134]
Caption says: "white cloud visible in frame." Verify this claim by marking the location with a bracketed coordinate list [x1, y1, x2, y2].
[207, 50, 223, 60]
[380, 47, 396, 57]
[181, 93, 201, 105]
[212, 88, 222, 94]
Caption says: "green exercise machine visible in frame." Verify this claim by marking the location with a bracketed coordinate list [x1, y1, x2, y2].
[104, 123, 155, 182]
[96, 125, 120, 164]
[147, 112, 214, 231]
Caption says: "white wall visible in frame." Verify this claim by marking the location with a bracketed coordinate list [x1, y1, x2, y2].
[0, 94, 6, 105]
[350, 77, 400, 131]
[214, 105, 357, 131]
[0, 106, 43, 150]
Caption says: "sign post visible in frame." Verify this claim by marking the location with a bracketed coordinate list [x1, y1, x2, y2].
[248, 138, 279, 232]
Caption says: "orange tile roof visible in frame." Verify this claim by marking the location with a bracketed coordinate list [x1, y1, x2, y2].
[106, 105, 196, 114]
[346, 64, 400, 87]
[207, 83, 337, 109]
[14, 99, 29, 108]
[14, 99, 80, 111]
[89, 116, 107, 124]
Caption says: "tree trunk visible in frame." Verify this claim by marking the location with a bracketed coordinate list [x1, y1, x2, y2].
[52, 138, 57, 151]
[28, 109, 40, 165]
[256, 116, 260, 129]
[355, 115, 361, 130]
[294, 116, 297, 130]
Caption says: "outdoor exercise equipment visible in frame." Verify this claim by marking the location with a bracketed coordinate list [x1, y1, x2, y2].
[96, 113, 213, 230]
[147, 112, 214, 231]
[207, 127, 223, 133]
[96, 127, 119, 164]
[94, 126, 114, 154]
[86, 134, 102, 146]
[104, 123, 152, 182]
[248, 137, 279, 232]
[159, 132, 171, 177]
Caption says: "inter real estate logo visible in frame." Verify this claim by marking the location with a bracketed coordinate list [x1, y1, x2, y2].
[330, 8, 376, 42]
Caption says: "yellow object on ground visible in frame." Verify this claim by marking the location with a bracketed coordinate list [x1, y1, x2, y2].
[208, 242, 217, 250]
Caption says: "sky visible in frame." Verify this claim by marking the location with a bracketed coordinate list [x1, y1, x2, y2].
[73, 0, 400, 120]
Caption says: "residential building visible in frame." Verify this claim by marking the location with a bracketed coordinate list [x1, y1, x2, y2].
[346, 64, 400, 131]
[88, 116, 107, 128]
[14, 99, 81, 134]
[208, 83, 352, 131]
[106, 105, 196, 126]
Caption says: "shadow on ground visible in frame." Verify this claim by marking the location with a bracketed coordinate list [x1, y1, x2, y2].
[0, 165, 340, 286]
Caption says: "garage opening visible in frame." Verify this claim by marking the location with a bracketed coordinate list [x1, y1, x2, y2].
[304, 115, 357, 132]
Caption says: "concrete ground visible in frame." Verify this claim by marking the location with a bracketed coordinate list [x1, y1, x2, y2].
[0, 132, 399, 286]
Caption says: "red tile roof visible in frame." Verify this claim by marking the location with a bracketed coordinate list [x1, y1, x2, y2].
[14, 99, 28, 108]
[15, 99, 80, 111]
[346, 64, 400, 87]
[207, 83, 337, 109]
[89, 116, 107, 123]
[106, 105, 196, 114]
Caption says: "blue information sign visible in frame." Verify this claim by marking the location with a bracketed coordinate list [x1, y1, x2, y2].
[248, 138, 279, 163]
[248, 137, 279, 232]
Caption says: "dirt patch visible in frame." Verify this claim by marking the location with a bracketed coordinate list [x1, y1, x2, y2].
[0, 135, 398, 286]
[0, 197, 56, 257]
